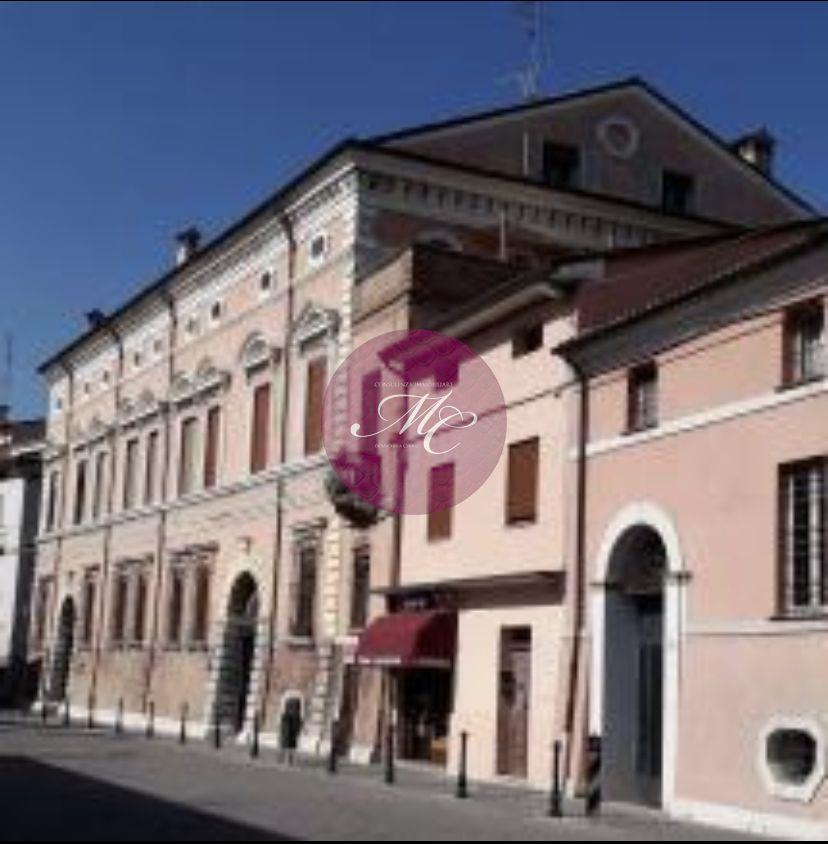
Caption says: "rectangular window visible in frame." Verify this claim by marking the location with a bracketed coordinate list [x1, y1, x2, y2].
[133, 569, 148, 644]
[178, 417, 198, 496]
[46, 470, 60, 531]
[92, 451, 107, 520]
[661, 170, 695, 214]
[203, 406, 221, 488]
[167, 567, 185, 646]
[541, 142, 580, 189]
[627, 362, 659, 432]
[512, 323, 544, 358]
[191, 565, 211, 645]
[73, 459, 88, 525]
[349, 546, 371, 631]
[427, 463, 455, 541]
[111, 570, 129, 646]
[779, 458, 827, 615]
[783, 301, 825, 386]
[144, 430, 159, 506]
[33, 577, 51, 649]
[250, 383, 270, 474]
[291, 544, 317, 638]
[304, 357, 327, 455]
[81, 572, 97, 647]
[122, 438, 139, 510]
[506, 437, 539, 525]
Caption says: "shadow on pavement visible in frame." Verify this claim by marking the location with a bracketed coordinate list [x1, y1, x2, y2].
[0, 755, 297, 841]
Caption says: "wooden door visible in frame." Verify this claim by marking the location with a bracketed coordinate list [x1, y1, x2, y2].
[496, 627, 532, 777]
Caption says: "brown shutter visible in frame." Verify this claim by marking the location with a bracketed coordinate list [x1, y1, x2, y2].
[304, 357, 327, 455]
[250, 383, 270, 473]
[204, 406, 220, 488]
[506, 437, 539, 524]
[427, 463, 455, 540]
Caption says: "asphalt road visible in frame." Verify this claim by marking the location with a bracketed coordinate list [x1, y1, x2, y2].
[0, 719, 760, 841]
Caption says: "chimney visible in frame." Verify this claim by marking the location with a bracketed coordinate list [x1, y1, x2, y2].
[86, 309, 107, 329]
[733, 128, 776, 175]
[175, 226, 201, 266]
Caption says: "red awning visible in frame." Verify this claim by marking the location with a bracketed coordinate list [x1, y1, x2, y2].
[355, 610, 457, 668]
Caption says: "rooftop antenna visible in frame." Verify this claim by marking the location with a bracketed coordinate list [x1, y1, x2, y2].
[502, 1, 551, 101]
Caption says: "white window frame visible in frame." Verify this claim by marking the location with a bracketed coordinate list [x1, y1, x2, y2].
[758, 716, 826, 803]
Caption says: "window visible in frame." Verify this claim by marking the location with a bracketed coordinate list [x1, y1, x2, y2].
[167, 568, 185, 646]
[210, 301, 222, 322]
[144, 430, 159, 506]
[92, 451, 107, 520]
[45, 470, 60, 531]
[427, 463, 455, 541]
[350, 546, 371, 630]
[133, 569, 147, 644]
[784, 301, 825, 386]
[250, 383, 271, 474]
[661, 170, 695, 214]
[122, 438, 139, 510]
[767, 729, 817, 786]
[204, 406, 220, 489]
[259, 270, 273, 293]
[541, 142, 580, 189]
[309, 233, 328, 265]
[191, 565, 210, 645]
[81, 571, 97, 647]
[512, 323, 544, 358]
[111, 570, 129, 646]
[73, 459, 88, 525]
[506, 437, 539, 525]
[760, 718, 826, 802]
[778, 458, 826, 615]
[304, 357, 327, 455]
[178, 417, 198, 495]
[627, 362, 659, 432]
[291, 544, 317, 638]
[33, 577, 51, 650]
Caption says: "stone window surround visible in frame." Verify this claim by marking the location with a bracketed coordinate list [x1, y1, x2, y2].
[163, 544, 217, 653]
[108, 556, 153, 651]
[757, 715, 826, 803]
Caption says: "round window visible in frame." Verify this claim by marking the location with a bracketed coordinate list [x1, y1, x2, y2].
[597, 116, 640, 159]
[767, 728, 817, 786]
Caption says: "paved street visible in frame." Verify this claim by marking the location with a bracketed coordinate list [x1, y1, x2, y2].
[0, 718, 759, 841]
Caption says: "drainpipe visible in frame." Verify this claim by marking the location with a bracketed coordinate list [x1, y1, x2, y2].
[562, 358, 590, 789]
[143, 291, 177, 710]
[261, 212, 297, 719]
[88, 323, 124, 711]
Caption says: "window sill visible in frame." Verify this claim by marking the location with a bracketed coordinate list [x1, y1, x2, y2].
[285, 635, 315, 649]
[623, 422, 658, 436]
[505, 517, 537, 528]
[776, 374, 825, 393]
[769, 610, 828, 623]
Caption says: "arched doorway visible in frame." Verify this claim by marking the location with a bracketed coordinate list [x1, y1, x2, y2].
[49, 597, 76, 702]
[215, 573, 259, 733]
[602, 524, 667, 806]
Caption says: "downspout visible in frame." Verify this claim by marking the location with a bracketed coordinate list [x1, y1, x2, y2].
[88, 323, 124, 709]
[261, 212, 297, 717]
[562, 357, 589, 788]
[143, 291, 177, 710]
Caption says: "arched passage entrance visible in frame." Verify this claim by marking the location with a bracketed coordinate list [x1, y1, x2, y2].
[49, 597, 76, 702]
[215, 573, 259, 733]
[590, 503, 685, 809]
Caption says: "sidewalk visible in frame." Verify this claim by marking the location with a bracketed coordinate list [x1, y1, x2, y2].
[0, 713, 760, 841]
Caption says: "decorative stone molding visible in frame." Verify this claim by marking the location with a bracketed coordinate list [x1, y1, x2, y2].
[239, 331, 280, 373]
[169, 359, 231, 406]
[118, 389, 168, 429]
[292, 302, 340, 348]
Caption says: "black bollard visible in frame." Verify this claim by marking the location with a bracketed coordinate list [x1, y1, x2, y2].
[62, 698, 70, 728]
[179, 702, 188, 745]
[326, 720, 337, 774]
[115, 698, 124, 735]
[40, 701, 48, 726]
[384, 720, 395, 785]
[145, 700, 155, 739]
[250, 712, 260, 760]
[585, 734, 602, 817]
[213, 712, 222, 750]
[456, 730, 469, 798]
[86, 692, 95, 730]
[548, 739, 563, 817]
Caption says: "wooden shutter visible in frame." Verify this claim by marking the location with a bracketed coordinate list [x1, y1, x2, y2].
[204, 406, 220, 488]
[250, 384, 270, 473]
[304, 357, 327, 455]
[506, 437, 539, 524]
[427, 463, 455, 540]
[178, 419, 197, 495]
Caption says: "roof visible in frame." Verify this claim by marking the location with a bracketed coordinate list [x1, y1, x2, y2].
[371, 76, 815, 217]
[561, 218, 828, 350]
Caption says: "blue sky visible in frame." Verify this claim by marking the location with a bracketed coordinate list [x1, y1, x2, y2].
[2, 1, 826, 417]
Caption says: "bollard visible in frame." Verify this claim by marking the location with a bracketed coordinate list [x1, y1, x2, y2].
[86, 692, 95, 730]
[115, 698, 124, 735]
[213, 712, 222, 750]
[384, 720, 395, 785]
[62, 698, 70, 728]
[456, 730, 469, 798]
[179, 702, 188, 745]
[145, 700, 155, 739]
[548, 739, 563, 817]
[326, 720, 337, 774]
[250, 711, 260, 760]
[40, 700, 48, 726]
[585, 734, 602, 817]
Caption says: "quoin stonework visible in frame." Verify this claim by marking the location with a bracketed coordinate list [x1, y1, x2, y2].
[30, 78, 828, 839]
